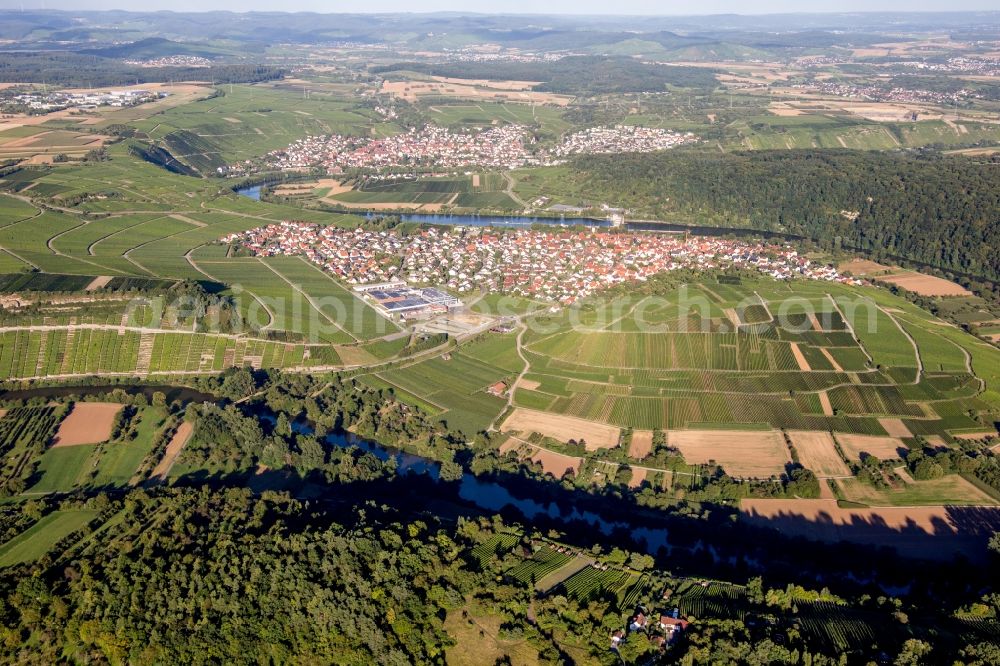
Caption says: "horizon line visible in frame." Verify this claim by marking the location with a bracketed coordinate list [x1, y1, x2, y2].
[5, 7, 1000, 18]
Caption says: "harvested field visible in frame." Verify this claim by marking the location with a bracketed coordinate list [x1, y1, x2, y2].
[818, 391, 834, 416]
[668, 429, 790, 478]
[627, 466, 648, 489]
[878, 418, 913, 438]
[149, 421, 193, 481]
[881, 272, 972, 297]
[499, 437, 582, 478]
[499, 437, 521, 456]
[324, 199, 442, 211]
[787, 431, 850, 477]
[502, 408, 620, 450]
[52, 402, 122, 447]
[839, 475, 997, 507]
[764, 92, 981, 123]
[168, 214, 205, 227]
[836, 102, 932, 122]
[954, 430, 1000, 441]
[947, 147, 1000, 157]
[380, 80, 571, 105]
[741, 498, 1000, 561]
[2, 132, 51, 148]
[432, 76, 540, 91]
[629, 430, 654, 459]
[530, 447, 582, 478]
[767, 103, 806, 117]
[837, 433, 907, 462]
[790, 342, 811, 371]
[819, 349, 844, 372]
[517, 378, 540, 391]
[839, 259, 894, 276]
[84, 276, 112, 291]
[295, 178, 353, 199]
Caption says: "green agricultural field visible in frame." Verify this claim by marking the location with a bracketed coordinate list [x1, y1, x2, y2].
[129, 85, 378, 169]
[471, 293, 545, 316]
[422, 102, 571, 137]
[896, 120, 1000, 148]
[356, 374, 445, 416]
[375, 351, 511, 434]
[0, 327, 318, 379]
[91, 406, 168, 487]
[260, 255, 398, 341]
[460, 334, 524, 374]
[28, 445, 99, 494]
[319, 173, 519, 210]
[726, 114, 904, 151]
[189, 258, 340, 338]
[508, 280, 1000, 439]
[0, 509, 99, 567]
[0, 194, 40, 228]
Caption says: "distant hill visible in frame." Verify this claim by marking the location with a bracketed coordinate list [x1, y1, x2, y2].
[373, 56, 719, 95]
[0, 52, 283, 87]
[4, 10, 996, 52]
[81, 37, 221, 60]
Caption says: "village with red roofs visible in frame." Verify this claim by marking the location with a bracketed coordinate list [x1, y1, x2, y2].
[223, 222, 861, 307]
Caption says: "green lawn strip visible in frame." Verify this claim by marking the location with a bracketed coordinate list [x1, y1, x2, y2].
[91, 406, 168, 488]
[0, 509, 99, 567]
[28, 445, 99, 494]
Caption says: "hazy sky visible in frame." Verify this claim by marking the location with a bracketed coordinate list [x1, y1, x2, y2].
[3, 0, 998, 14]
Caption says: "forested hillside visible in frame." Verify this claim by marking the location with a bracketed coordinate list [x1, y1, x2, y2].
[0, 53, 283, 86]
[573, 150, 1000, 282]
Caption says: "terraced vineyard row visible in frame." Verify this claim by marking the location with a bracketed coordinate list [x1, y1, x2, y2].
[534, 389, 893, 432]
[507, 546, 572, 585]
[471, 532, 520, 566]
[559, 566, 639, 602]
[0, 329, 317, 377]
[677, 581, 749, 621]
[378, 352, 510, 433]
[529, 330, 812, 372]
[796, 602, 878, 652]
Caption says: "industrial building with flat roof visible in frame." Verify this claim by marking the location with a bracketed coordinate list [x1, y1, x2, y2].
[355, 282, 463, 320]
